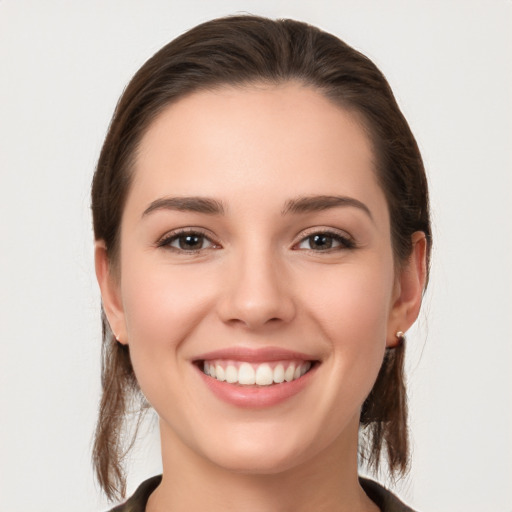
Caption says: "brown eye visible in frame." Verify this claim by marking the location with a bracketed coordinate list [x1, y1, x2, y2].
[307, 234, 335, 250]
[296, 232, 354, 251]
[159, 231, 217, 252]
[175, 234, 206, 250]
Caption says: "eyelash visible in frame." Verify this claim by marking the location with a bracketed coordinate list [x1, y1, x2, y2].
[292, 229, 355, 252]
[156, 228, 356, 254]
[156, 229, 219, 253]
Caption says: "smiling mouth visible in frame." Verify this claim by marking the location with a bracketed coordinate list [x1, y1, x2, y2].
[199, 360, 315, 386]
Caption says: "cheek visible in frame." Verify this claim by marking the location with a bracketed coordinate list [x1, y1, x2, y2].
[118, 256, 222, 391]
[303, 259, 395, 337]
[121, 261, 219, 343]
[117, 260, 224, 433]
[300, 259, 395, 388]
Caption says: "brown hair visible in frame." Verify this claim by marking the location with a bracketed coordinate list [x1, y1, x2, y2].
[91, 15, 431, 501]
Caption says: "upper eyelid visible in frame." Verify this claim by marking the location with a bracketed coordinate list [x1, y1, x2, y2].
[156, 227, 219, 247]
[292, 227, 356, 251]
[294, 226, 353, 242]
[155, 226, 354, 247]
[158, 227, 214, 238]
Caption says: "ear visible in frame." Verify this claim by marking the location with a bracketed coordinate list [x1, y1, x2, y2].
[386, 232, 428, 347]
[94, 241, 128, 345]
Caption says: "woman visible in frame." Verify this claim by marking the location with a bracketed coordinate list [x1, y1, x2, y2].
[92, 15, 430, 512]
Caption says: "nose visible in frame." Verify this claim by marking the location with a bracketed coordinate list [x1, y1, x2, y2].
[216, 248, 296, 330]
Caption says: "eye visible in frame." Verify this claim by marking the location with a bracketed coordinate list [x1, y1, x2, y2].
[157, 230, 218, 252]
[296, 231, 354, 251]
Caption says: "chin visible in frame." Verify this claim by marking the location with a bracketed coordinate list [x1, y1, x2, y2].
[209, 446, 306, 476]
[196, 423, 319, 475]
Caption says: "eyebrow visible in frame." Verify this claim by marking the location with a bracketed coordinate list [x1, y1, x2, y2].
[142, 194, 373, 221]
[282, 195, 373, 221]
[142, 196, 226, 217]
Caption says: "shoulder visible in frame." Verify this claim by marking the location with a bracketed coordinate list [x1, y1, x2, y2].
[107, 475, 162, 512]
[360, 477, 417, 512]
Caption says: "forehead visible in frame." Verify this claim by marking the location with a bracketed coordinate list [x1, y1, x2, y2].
[129, 83, 386, 218]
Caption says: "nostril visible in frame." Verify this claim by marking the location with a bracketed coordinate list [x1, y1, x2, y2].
[215, 271, 296, 328]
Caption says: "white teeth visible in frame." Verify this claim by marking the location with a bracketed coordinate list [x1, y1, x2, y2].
[300, 362, 311, 376]
[204, 361, 217, 378]
[273, 364, 285, 383]
[215, 364, 225, 382]
[284, 365, 295, 382]
[203, 360, 313, 386]
[225, 365, 238, 383]
[255, 364, 273, 386]
[238, 363, 256, 385]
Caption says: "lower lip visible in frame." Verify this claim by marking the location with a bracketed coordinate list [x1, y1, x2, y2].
[196, 363, 317, 408]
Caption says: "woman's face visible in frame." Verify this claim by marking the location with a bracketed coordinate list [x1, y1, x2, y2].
[98, 83, 419, 473]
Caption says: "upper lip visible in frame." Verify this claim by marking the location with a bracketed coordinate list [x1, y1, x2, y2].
[193, 346, 318, 363]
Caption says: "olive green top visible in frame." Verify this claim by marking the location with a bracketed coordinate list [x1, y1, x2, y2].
[108, 475, 416, 512]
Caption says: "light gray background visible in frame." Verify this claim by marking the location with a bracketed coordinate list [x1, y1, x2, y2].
[1, 1, 511, 511]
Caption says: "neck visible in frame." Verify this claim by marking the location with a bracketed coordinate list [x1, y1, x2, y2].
[147, 418, 379, 512]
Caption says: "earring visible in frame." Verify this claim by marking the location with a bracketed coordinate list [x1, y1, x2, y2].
[395, 331, 405, 344]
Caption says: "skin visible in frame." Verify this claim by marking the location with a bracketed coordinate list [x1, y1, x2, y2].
[96, 82, 427, 512]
